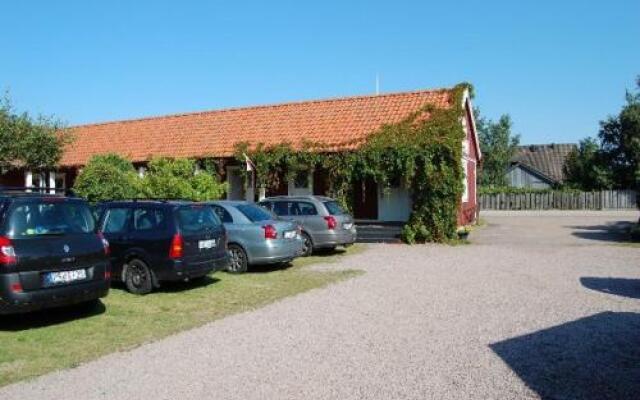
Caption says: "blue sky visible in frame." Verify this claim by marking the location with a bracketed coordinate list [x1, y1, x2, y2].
[1, 1, 638, 144]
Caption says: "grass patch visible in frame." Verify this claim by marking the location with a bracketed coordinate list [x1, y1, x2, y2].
[0, 245, 365, 387]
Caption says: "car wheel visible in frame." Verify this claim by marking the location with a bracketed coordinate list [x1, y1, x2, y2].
[125, 259, 153, 295]
[300, 233, 313, 257]
[227, 244, 248, 274]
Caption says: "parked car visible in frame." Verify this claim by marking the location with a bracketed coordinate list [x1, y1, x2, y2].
[206, 201, 303, 273]
[96, 200, 229, 294]
[0, 189, 110, 314]
[258, 196, 357, 256]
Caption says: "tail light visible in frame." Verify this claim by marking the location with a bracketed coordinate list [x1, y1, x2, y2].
[0, 236, 16, 265]
[262, 224, 278, 239]
[104, 269, 111, 280]
[324, 216, 337, 230]
[97, 232, 110, 255]
[169, 233, 184, 259]
[10, 282, 22, 293]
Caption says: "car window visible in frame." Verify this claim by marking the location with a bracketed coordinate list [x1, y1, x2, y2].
[234, 204, 274, 222]
[211, 205, 233, 223]
[6, 200, 96, 238]
[177, 205, 221, 233]
[133, 208, 167, 232]
[258, 201, 272, 211]
[295, 201, 318, 216]
[103, 208, 131, 234]
[272, 201, 290, 216]
[323, 201, 345, 216]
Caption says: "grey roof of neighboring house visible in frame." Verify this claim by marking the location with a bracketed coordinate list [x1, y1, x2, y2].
[510, 143, 577, 183]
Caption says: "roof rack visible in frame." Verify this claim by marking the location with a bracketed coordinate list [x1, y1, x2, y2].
[0, 186, 75, 196]
[102, 198, 197, 203]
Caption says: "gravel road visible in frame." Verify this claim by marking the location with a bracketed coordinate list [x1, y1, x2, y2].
[2, 212, 639, 399]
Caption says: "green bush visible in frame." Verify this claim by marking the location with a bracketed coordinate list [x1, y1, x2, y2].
[73, 154, 141, 203]
[140, 157, 226, 201]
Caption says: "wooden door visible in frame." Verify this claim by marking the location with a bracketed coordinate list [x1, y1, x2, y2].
[353, 178, 378, 220]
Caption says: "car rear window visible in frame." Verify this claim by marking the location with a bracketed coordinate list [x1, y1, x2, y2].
[323, 201, 345, 216]
[176, 206, 220, 234]
[6, 200, 96, 238]
[234, 204, 273, 222]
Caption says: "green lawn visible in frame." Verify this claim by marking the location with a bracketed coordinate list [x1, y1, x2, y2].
[0, 245, 364, 387]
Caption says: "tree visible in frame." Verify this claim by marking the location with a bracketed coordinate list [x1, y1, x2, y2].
[140, 158, 227, 201]
[73, 154, 141, 203]
[564, 138, 612, 190]
[0, 94, 70, 171]
[475, 111, 520, 187]
[598, 76, 640, 190]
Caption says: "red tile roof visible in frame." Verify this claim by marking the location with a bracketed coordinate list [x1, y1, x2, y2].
[61, 87, 455, 166]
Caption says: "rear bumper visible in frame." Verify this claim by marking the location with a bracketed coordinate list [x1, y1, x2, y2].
[0, 274, 110, 315]
[314, 229, 357, 248]
[249, 238, 304, 265]
[159, 253, 230, 281]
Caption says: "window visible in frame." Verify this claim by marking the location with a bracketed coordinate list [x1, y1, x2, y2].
[103, 208, 131, 234]
[462, 159, 469, 203]
[211, 205, 233, 223]
[234, 204, 274, 222]
[7, 201, 96, 238]
[272, 201, 290, 216]
[177, 206, 221, 233]
[293, 202, 317, 216]
[133, 208, 167, 232]
[323, 201, 345, 216]
[258, 201, 272, 211]
[293, 170, 309, 189]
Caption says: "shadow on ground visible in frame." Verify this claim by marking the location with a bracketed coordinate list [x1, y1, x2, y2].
[568, 221, 634, 243]
[581, 277, 640, 299]
[0, 300, 106, 332]
[490, 312, 640, 400]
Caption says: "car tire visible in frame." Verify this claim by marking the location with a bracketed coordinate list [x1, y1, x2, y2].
[300, 233, 313, 257]
[227, 244, 248, 274]
[124, 259, 154, 295]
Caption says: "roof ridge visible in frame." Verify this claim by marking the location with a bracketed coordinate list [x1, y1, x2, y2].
[71, 86, 455, 129]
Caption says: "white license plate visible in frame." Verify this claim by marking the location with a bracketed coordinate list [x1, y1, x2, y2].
[284, 230, 297, 239]
[45, 269, 87, 285]
[199, 239, 217, 249]
[343, 223, 353, 230]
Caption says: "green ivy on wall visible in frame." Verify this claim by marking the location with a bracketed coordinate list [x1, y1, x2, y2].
[234, 83, 471, 243]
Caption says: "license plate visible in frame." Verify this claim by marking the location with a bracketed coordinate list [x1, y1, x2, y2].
[199, 239, 217, 249]
[44, 269, 87, 286]
[343, 223, 353, 230]
[284, 230, 297, 239]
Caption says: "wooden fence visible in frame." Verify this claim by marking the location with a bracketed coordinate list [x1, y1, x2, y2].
[479, 190, 638, 210]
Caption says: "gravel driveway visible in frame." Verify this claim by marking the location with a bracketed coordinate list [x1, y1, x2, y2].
[2, 212, 639, 399]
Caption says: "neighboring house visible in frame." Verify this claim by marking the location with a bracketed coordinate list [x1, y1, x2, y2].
[0, 86, 481, 225]
[507, 143, 576, 189]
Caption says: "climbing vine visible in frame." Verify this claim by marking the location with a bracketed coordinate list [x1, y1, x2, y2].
[234, 83, 471, 243]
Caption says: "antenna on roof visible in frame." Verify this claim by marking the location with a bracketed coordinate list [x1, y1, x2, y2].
[375, 73, 380, 95]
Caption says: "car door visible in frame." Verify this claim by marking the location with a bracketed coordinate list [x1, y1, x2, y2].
[100, 206, 133, 279]
[293, 201, 325, 239]
[211, 204, 238, 243]
[129, 206, 170, 269]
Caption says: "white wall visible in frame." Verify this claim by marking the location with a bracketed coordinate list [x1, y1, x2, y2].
[377, 184, 412, 222]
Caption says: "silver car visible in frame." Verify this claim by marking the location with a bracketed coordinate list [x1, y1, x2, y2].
[207, 201, 303, 273]
[259, 196, 357, 256]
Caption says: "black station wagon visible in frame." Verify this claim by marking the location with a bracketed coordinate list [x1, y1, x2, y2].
[96, 200, 229, 294]
[0, 189, 111, 314]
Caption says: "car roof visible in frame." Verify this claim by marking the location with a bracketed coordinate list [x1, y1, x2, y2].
[98, 199, 196, 207]
[262, 195, 334, 202]
[207, 200, 251, 206]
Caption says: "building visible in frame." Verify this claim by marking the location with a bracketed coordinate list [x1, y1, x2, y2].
[506, 143, 576, 189]
[2, 86, 481, 225]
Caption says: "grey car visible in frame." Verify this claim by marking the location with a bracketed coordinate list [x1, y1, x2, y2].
[259, 196, 357, 256]
[206, 201, 303, 273]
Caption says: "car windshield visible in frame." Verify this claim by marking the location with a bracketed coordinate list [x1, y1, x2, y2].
[234, 204, 274, 222]
[177, 206, 221, 233]
[323, 201, 345, 216]
[6, 200, 96, 238]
